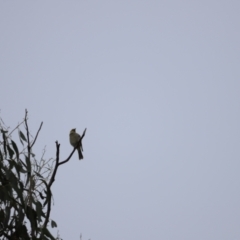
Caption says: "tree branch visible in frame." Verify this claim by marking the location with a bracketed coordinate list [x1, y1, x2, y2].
[41, 128, 86, 237]
[24, 109, 31, 158]
[41, 141, 60, 237]
[30, 121, 43, 148]
[48, 142, 60, 189]
[24, 109, 36, 238]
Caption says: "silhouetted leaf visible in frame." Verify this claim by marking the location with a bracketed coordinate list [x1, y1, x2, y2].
[0, 186, 7, 202]
[39, 192, 45, 200]
[42, 227, 56, 240]
[25, 155, 31, 186]
[25, 155, 31, 173]
[19, 168, 28, 173]
[0, 209, 5, 223]
[30, 176, 36, 190]
[51, 219, 57, 228]
[2, 132, 7, 155]
[3, 206, 11, 227]
[11, 140, 19, 160]
[35, 201, 42, 221]
[26, 206, 37, 233]
[9, 160, 22, 178]
[19, 130, 27, 142]
[17, 209, 25, 226]
[18, 180, 24, 193]
[14, 184, 24, 204]
[7, 145, 14, 159]
[17, 225, 30, 240]
[34, 171, 43, 178]
[39, 179, 51, 206]
[0, 150, 3, 161]
[8, 170, 18, 188]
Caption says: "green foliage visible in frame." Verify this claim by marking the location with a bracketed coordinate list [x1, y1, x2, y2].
[0, 112, 59, 239]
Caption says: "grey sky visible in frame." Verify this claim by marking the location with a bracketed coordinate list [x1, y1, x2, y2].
[1, 1, 240, 240]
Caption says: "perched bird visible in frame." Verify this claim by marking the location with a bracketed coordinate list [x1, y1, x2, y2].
[69, 128, 83, 160]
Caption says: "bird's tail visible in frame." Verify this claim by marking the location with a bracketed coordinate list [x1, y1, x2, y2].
[78, 148, 83, 160]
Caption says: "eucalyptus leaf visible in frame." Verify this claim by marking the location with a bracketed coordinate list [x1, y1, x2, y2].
[35, 201, 43, 222]
[11, 140, 19, 160]
[6, 145, 14, 159]
[19, 130, 27, 142]
[3, 206, 11, 227]
[51, 219, 57, 228]
[2, 132, 7, 155]
[25, 155, 31, 187]
[42, 227, 56, 240]
[25, 155, 31, 173]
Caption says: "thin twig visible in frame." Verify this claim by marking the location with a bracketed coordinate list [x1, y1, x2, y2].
[24, 109, 31, 155]
[30, 122, 43, 148]
[7, 119, 25, 137]
[58, 146, 76, 166]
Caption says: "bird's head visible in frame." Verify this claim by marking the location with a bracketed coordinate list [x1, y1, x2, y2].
[70, 128, 76, 134]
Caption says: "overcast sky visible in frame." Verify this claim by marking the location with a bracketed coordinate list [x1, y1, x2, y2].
[1, 1, 240, 240]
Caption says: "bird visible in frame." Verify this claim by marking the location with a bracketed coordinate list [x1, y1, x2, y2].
[69, 128, 83, 160]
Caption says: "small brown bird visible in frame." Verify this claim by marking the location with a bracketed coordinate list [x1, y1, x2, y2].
[69, 128, 83, 160]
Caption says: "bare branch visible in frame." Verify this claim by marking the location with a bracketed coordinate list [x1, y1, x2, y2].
[24, 109, 31, 155]
[58, 146, 76, 166]
[48, 142, 60, 189]
[24, 109, 35, 238]
[81, 128, 87, 139]
[30, 121, 43, 148]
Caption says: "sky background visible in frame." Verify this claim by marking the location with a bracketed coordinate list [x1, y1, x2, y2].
[1, 1, 240, 240]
